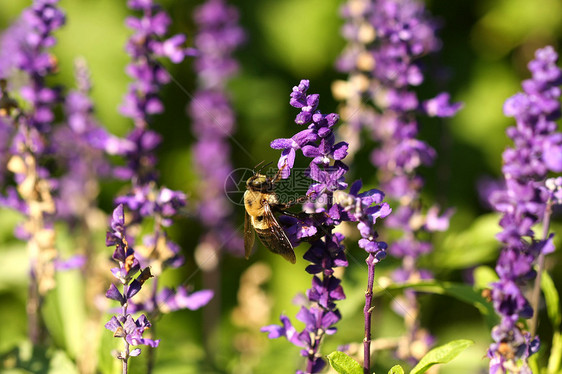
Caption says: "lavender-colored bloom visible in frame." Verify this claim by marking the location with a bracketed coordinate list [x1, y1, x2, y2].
[116, 0, 189, 264]
[487, 46, 562, 373]
[118, 0, 191, 186]
[0, 0, 67, 345]
[105, 204, 159, 366]
[334, 0, 461, 365]
[193, 0, 245, 89]
[105, 314, 160, 352]
[120, 0, 189, 123]
[128, 286, 214, 314]
[54, 59, 131, 224]
[109, 4, 215, 364]
[189, 0, 245, 256]
[546, 176, 562, 204]
[262, 80, 389, 373]
[0, 0, 65, 132]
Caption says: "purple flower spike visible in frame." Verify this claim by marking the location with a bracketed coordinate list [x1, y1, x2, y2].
[105, 204, 158, 367]
[0, 0, 71, 345]
[487, 46, 562, 373]
[189, 0, 245, 257]
[113, 3, 214, 349]
[264, 81, 389, 373]
[334, 0, 462, 367]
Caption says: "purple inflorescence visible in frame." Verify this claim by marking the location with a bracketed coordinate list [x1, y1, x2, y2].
[0, 0, 67, 311]
[188, 0, 245, 255]
[0, 0, 65, 178]
[262, 80, 390, 372]
[487, 45, 562, 373]
[104, 204, 160, 362]
[111, 0, 212, 350]
[0, 0, 65, 133]
[55, 59, 132, 223]
[116, 0, 186, 271]
[334, 0, 461, 363]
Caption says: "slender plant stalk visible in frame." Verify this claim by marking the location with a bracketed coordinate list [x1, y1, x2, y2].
[530, 199, 553, 337]
[146, 277, 158, 374]
[27, 271, 41, 344]
[304, 271, 331, 373]
[122, 284, 130, 374]
[363, 253, 376, 374]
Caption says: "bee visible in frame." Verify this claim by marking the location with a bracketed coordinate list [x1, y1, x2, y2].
[244, 165, 296, 264]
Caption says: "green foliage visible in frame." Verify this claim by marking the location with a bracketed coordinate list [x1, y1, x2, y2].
[471, 0, 562, 58]
[473, 265, 499, 290]
[409, 340, 473, 374]
[256, 0, 342, 76]
[374, 280, 498, 328]
[430, 213, 500, 270]
[327, 351, 363, 374]
[547, 332, 562, 373]
[0, 341, 78, 374]
[542, 271, 561, 328]
[327, 340, 473, 374]
[542, 271, 562, 373]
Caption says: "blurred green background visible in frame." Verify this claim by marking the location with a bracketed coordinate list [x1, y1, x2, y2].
[0, 0, 562, 373]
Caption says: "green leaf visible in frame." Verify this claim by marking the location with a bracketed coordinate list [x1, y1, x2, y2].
[52, 224, 88, 361]
[548, 331, 562, 373]
[0, 244, 28, 292]
[429, 213, 500, 270]
[528, 351, 540, 374]
[541, 270, 561, 328]
[409, 339, 473, 374]
[374, 281, 498, 328]
[326, 351, 363, 374]
[472, 265, 499, 290]
[389, 365, 405, 374]
[48, 350, 79, 374]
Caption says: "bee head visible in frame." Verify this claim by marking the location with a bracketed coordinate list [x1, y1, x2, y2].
[247, 173, 274, 192]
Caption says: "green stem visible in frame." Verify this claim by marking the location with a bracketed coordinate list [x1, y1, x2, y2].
[529, 199, 552, 337]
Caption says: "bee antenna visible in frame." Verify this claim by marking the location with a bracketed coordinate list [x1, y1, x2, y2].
[254, 160, 272, 174]
[253, 160, 265, 171]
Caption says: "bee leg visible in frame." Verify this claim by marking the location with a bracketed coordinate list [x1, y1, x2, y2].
[271, 196, 308, 214]
[281, 195, 309, 209]
[275, 208, 300, 218]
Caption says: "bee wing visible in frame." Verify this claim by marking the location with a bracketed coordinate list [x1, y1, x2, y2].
[244, 210, 255, 259]
[255, 203, 296, 264]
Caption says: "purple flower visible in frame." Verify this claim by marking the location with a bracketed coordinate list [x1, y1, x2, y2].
[270, 129, 319, 178]
[423, 92, 464, 117]
[118, 0, 190, 182]
[263, 80, 389, 373]
[112, 0, 200, 326]
[334, 0, 461, 365]
[0, 0, 68, 345]
[487, 46, 562, 372]
[546, 177, 562, 204]
[105, 314, 160, 351]
[0, 0, 66, 132]
[193, 0, 245, 89]
[127, 286, 213, 314]
[54, 59, 130, 224]
[189, 0, 245, 256]
[105, 204, 158, 365]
